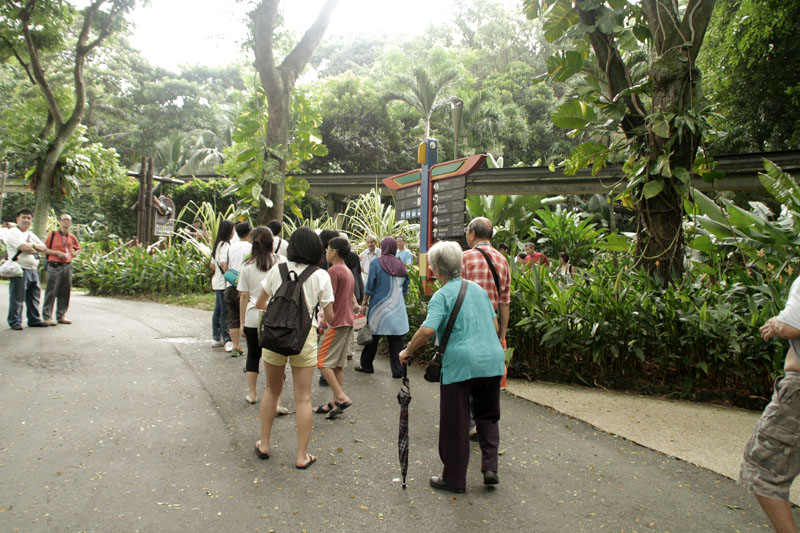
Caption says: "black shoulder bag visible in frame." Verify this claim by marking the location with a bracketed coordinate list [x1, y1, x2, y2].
[424, 280, 469, 383]
[474, 246, 501, 301]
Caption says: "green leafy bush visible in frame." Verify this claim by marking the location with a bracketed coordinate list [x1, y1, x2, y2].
[169, 179, 238, 225]
[74, 240, 210, 296]
[506, 255, 786, 406]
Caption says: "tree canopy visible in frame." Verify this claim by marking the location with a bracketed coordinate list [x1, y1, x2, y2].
[0, 0, 797, 238]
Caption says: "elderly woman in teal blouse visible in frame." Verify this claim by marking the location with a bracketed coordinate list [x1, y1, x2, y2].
[400, 241, 505, 494]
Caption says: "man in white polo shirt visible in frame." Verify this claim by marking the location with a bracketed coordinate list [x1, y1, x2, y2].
[6, 208, 60, 330]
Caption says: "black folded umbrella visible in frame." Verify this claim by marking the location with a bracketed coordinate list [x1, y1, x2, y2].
[397, 364, 411, 489]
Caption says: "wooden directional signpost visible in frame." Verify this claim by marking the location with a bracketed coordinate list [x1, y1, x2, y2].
[383, 139, 486, 293]
[431, 176, 466, 239]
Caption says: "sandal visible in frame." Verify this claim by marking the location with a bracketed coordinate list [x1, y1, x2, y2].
[314, 402, 334, 414]
[325, 405, 343, 419]
[254, 441, 270, 460]
[335, 400, 353, 411]
[296, 454, 316, 469]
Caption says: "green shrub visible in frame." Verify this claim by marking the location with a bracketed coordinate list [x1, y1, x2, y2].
[168, 179, 237, 224]
[506, 255, 786, 405]
[74, 240, 210, 296]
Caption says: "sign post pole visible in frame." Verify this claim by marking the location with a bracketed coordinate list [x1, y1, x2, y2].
[419, 138, 437, 294]
[383, 149, 485, 298]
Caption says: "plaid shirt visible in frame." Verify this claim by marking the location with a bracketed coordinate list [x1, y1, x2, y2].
[461, 242, 511, 309]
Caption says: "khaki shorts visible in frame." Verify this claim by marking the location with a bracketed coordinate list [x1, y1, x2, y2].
[739, 372, 800, 500]
[316, 326, 353, 369]
[262, 327, 318, 368]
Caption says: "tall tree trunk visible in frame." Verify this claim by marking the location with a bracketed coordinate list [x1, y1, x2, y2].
[259, 81, 291, 224]
[31, 138, 67, 237]
[575, 0, 715, 281]
[251, 0, 339, 226]
[634, 49, 703, 279]
[12, 0, 128, 237]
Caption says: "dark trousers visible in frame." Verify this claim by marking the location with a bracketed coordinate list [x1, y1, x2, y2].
[43, 262, 72, 320]
[359, 334, 405, 377]
[8, 268, 42, 327]
[439, 376, 502, 490]
[243, 326, 261, 373]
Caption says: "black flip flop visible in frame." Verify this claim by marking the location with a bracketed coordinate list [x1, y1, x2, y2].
[325, 405, 343, 419]
[335, 400, 353, 411]
[254, 443, 270, 460]
[314, 402, 334, 414]
[296, 454, 316, 470]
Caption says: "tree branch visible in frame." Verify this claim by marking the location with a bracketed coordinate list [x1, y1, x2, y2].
[18, 0, 64, 127]
[80, 0, 123, 54]
[680, 0, 716, 62]
[279, 0, 339, 86]
[575, 6, 645, 137]
[251, 0, 280, 92]
[0, 34, 35, 84]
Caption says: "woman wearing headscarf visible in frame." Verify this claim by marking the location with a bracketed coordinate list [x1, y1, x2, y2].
[356, 236, 409, 378]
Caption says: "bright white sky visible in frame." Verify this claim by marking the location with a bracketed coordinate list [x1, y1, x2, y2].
[128, 0, 464, 72]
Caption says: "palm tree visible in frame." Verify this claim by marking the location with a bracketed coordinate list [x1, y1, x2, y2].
[460, 90, 503, 152]
[384, 67, 460, 138]
[153, 128, 229, 177]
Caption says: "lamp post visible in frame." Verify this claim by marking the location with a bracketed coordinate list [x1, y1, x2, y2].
[450, 97, 463, 160]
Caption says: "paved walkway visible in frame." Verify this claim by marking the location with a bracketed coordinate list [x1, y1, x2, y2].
[0, 286, 790, 531]
[505, 381, 799, 504]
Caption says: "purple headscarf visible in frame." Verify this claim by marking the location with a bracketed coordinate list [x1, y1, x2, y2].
[378, 236, 408, 277]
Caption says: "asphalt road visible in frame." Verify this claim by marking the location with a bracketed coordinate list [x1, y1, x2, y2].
[0, 286, 778, 532]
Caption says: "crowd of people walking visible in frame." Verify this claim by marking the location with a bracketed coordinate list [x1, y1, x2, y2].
[9, 205, 800, 524]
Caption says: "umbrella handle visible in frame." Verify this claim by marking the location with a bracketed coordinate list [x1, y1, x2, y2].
[403, 364, 407, 379]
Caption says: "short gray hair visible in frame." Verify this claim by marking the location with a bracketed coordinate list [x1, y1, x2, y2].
[428, 241, 462, 280]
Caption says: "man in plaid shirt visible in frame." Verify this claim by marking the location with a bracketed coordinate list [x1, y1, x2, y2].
[460, 217, 512, 439]
[462, 217, 511, 343]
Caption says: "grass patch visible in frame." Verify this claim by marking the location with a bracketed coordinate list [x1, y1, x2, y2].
[72, 289, 216, 311]
[128, 292, 216, 310]
[158, 293, 216, 310]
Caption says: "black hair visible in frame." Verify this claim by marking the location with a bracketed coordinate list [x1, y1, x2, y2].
[560, 252, 570, 263]
[235, 221, 252, 238]
[319, 229, 340, 250]
[287, 226, 323, 265]
[328, 236, 350, 259]
[212, 220, 235, 256]
[266, 219, 282, 237]
[517, 252, 527, 260]
[16, 208, 33, 217]
[498, 243, 510, 252]
[246, 226, 276, 272]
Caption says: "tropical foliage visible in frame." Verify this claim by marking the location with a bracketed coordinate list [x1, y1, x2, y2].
[218, 89, 326, 219]
[74, 240, 210, 296]
[342, 188, 419, 251]
[524, 0, 718, 281]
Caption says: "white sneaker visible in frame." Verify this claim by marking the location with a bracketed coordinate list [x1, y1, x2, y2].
[224, 341, 233, 352]
[211, 339, 224, 348]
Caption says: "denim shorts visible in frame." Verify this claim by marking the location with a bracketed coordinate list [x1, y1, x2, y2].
[739, 372, 800, 500]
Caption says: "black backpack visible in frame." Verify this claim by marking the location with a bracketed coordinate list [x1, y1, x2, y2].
[259, 263, 319, 356]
